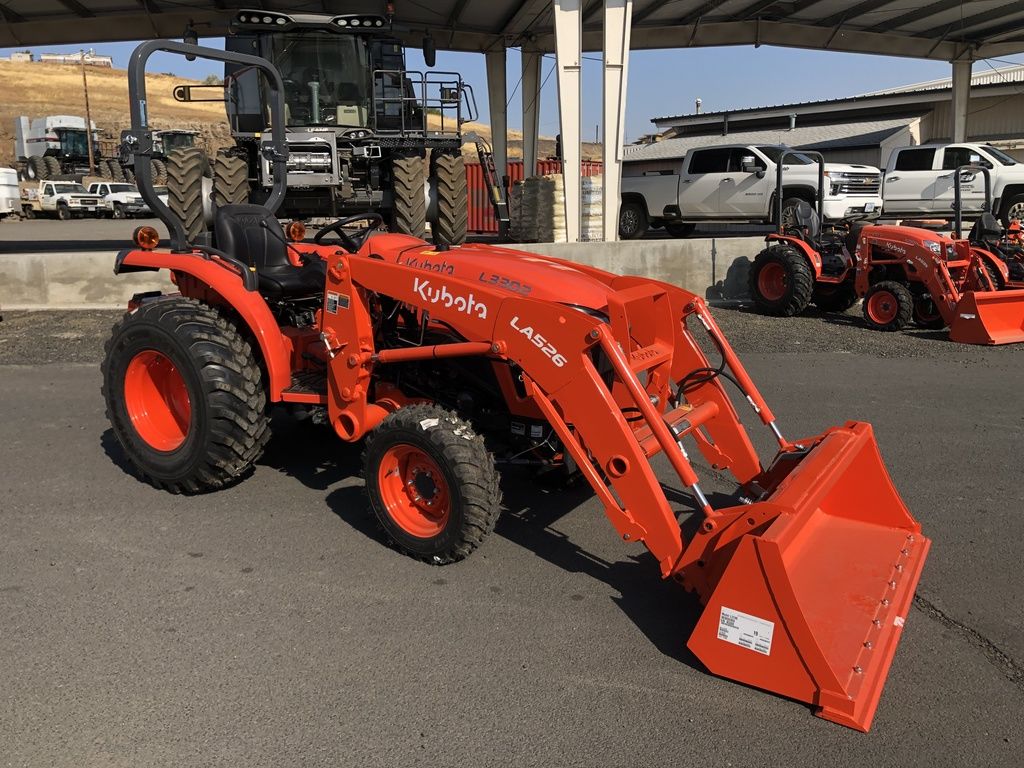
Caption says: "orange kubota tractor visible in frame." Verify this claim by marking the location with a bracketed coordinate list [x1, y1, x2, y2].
[104, 42, 931, 732]
[955, 165, 1024, 289]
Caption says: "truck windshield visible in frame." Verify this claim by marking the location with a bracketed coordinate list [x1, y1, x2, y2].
[756, 146, 813, 165]
[270, 31, 371, 127]
[108, 184, 135, 193]
[160, 133, 195, 153]
[983, 145, 1017, 166]
[57, 129, 89, 158]
[53, 183, 88, 193]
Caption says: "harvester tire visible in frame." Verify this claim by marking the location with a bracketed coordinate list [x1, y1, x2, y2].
[110, 160, 127, 183]
[101, 297, 270, 494]
[212, 152, 249, 210]
[813, 283, 858, 312]
[430, 151, 467, 245]
[912, 296, 945, 329]
[390, 155, 427, 239]
[26, 156, 45, 180]
[124, 167, 136, 184]
[151, 158, 167, 186]
[862, 281, 913, 332]
[97, 161, 112, 180]
[748, 245, 814, 316]
[363, 403, 502, 565]
[165, 147, 207, 241]
[44, 157, 61, 178]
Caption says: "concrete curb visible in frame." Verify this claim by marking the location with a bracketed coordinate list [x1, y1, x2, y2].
[0, 238, 759, 309]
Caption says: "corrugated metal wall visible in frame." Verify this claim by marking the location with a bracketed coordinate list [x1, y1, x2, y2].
[466, 160, 604, 233]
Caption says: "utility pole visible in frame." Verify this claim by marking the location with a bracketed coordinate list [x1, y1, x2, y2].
[80, 49, 95, 174]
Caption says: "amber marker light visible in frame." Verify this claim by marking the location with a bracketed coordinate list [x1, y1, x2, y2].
[133, 225, 160, 250]
[286, 220, 307, 242]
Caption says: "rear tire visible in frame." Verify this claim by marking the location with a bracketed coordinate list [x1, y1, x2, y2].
[101, 297, 270, 494]
[151, 158, 167, 186]
[391, 155, 427, 239]
[862, 281, 913, 332]
[110, 160, 127, 183]
[618, 202, 647, 239]
[27, 156, 45, 180]
[165, 147, 207, 241]
[363, 404, 501, 565]
[664, 221, 695, 238]
[748, 245, 814, 316]
[430, 151, 467, 245]
[97, 161, 112, 180]
[813, 283, 858, 312]
[44, 157, 61, 178]
[212, 151, 249, 210]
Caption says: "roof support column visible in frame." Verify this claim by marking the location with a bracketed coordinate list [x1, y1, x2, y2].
[950, 59, 972, 142]
[485, 45, 509, 188]
[602, 0, 632, 241]
[554, 0, 582, 242]
[521, 49, 542, 177]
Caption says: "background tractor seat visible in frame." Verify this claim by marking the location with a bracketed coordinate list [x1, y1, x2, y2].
[968, 212, 1004, 246]
[213, 204, 325, 298]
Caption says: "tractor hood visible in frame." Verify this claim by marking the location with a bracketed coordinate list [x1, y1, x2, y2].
[367, 239, 615, 312]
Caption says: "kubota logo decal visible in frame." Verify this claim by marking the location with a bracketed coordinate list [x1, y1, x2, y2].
[413, 277, 488, 319]
[884, 242, 908, 255]
[510, 316, 567, 368]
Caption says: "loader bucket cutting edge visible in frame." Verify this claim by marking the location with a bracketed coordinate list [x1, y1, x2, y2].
[948, 288, 1024, 345]
[685, 422, 931, 732]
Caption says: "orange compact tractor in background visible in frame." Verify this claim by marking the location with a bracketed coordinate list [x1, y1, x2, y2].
[104, 41, 932, 732]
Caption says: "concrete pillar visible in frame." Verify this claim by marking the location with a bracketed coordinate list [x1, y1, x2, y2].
[602, 0, 632, 241]
[485, 47, 509, 185]
[521, 49, 542, 177]
[951, 59, 972, 142]
[554, 0, 582, 242]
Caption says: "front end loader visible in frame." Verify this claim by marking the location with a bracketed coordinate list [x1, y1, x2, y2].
[105, 40, 932, 732]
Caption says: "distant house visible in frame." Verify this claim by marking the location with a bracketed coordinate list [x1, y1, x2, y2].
[39, 49, 113, 67]
[628, 65, 1024, 171]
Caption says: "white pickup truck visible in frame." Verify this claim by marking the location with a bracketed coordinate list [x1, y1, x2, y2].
[620, 144, 883, 239]
[881, 143, 1024, 225]
[19, 180, 101, 219]
[87, 182, 151, 219]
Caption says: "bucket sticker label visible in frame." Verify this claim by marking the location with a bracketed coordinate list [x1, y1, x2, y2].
[718, 606, 774, 656]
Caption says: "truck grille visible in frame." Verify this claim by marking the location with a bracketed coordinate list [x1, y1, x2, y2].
[835, 175, 880, 195]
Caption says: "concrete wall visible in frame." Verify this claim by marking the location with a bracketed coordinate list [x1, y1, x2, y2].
[0, 238, 761, 309]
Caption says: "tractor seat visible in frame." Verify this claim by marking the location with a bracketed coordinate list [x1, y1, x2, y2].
[967, 212, 1003, 246]
[213, 204, 325, 299]
[791, 201, 821, 242]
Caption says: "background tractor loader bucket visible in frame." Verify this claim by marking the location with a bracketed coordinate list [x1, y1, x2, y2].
[686, 423, 930, 732]
[948, 288, 1024, 345]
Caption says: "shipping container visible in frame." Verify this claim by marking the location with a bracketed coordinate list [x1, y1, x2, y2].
[466, 160, 603, 234]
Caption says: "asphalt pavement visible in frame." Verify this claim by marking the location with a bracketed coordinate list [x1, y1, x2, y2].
[1, 307, 1022, 767]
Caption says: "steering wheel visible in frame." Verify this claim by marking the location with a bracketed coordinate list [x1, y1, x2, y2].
[314, 213, 385, 253]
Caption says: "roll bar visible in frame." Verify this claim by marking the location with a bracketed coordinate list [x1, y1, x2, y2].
[124, 40, 289, 253]
[953, 164, 992, 238]
[774, 149, 825, 231]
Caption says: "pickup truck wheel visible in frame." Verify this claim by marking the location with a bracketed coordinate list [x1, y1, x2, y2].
[780, 197, 804, 229]
[56, 203, 71, 221]
[862, 281, 913, 332]
[22, 205, 35, 220]
[664, 221, 695, 238]
[1000, 194, 1024, 228]
[618, 202, 648, 239]
[112, 203, 126, 220]
[748, 246, 814, 316]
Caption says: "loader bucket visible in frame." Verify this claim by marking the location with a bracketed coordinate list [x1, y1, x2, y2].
[948, 289, 1024, 345]
[686, 422, 930, 732]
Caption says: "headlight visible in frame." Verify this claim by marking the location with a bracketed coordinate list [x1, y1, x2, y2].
[923, 240, 943, 255]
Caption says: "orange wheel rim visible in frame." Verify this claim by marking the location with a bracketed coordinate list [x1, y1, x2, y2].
[915, 299, 940, 323]
[758, 262, 787, 301]
[124, 350, 192, 451]
[377, 445, 451, 538]
[866, 291, 898, 324]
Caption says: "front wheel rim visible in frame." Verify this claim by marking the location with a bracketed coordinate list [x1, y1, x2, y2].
[866, 291, 899, 324]
[123, 350, 192, 451]
[377, 444, 451, 538]
[1007, 202, 1024, 222]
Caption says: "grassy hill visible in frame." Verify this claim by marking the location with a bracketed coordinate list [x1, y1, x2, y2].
[0, 59, 600, 166]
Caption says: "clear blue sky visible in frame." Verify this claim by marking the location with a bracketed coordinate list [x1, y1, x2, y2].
[6, 39, 1023, 143]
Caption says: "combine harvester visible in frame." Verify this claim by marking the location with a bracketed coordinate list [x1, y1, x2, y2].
[104, 41, 932, 732]
[749, 156, 1024, 344]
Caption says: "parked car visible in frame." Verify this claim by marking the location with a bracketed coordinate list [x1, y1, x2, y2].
[619, 143, 882, 239]
[881, 143, 1024, 226]
[87, 181, 151, 219]
[19, 180, 101, 219]
[0, 167, 19, 220]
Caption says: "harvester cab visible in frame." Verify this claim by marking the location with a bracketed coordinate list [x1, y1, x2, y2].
[749, 150, 860, 316]
[111, 39, 932, 732]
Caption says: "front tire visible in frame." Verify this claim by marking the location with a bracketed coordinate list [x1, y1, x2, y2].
[44, 157, 61, 178]
[165, 147, 207, 241]
[618, 202, 647, 239]
[430, 151, 467, 245]
[862, 281, 913, 332]
[748, 245, 814, 316]
[101, 297, 270, 493]
[363, 404, 501, 564]
[56, 203, 71, 221]
[112, 203, 126, 220]
[212, 151, 249, 210]
[391, 155, 427, 239]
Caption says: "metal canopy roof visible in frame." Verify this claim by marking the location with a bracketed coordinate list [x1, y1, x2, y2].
[2, 1, 1024, 61]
